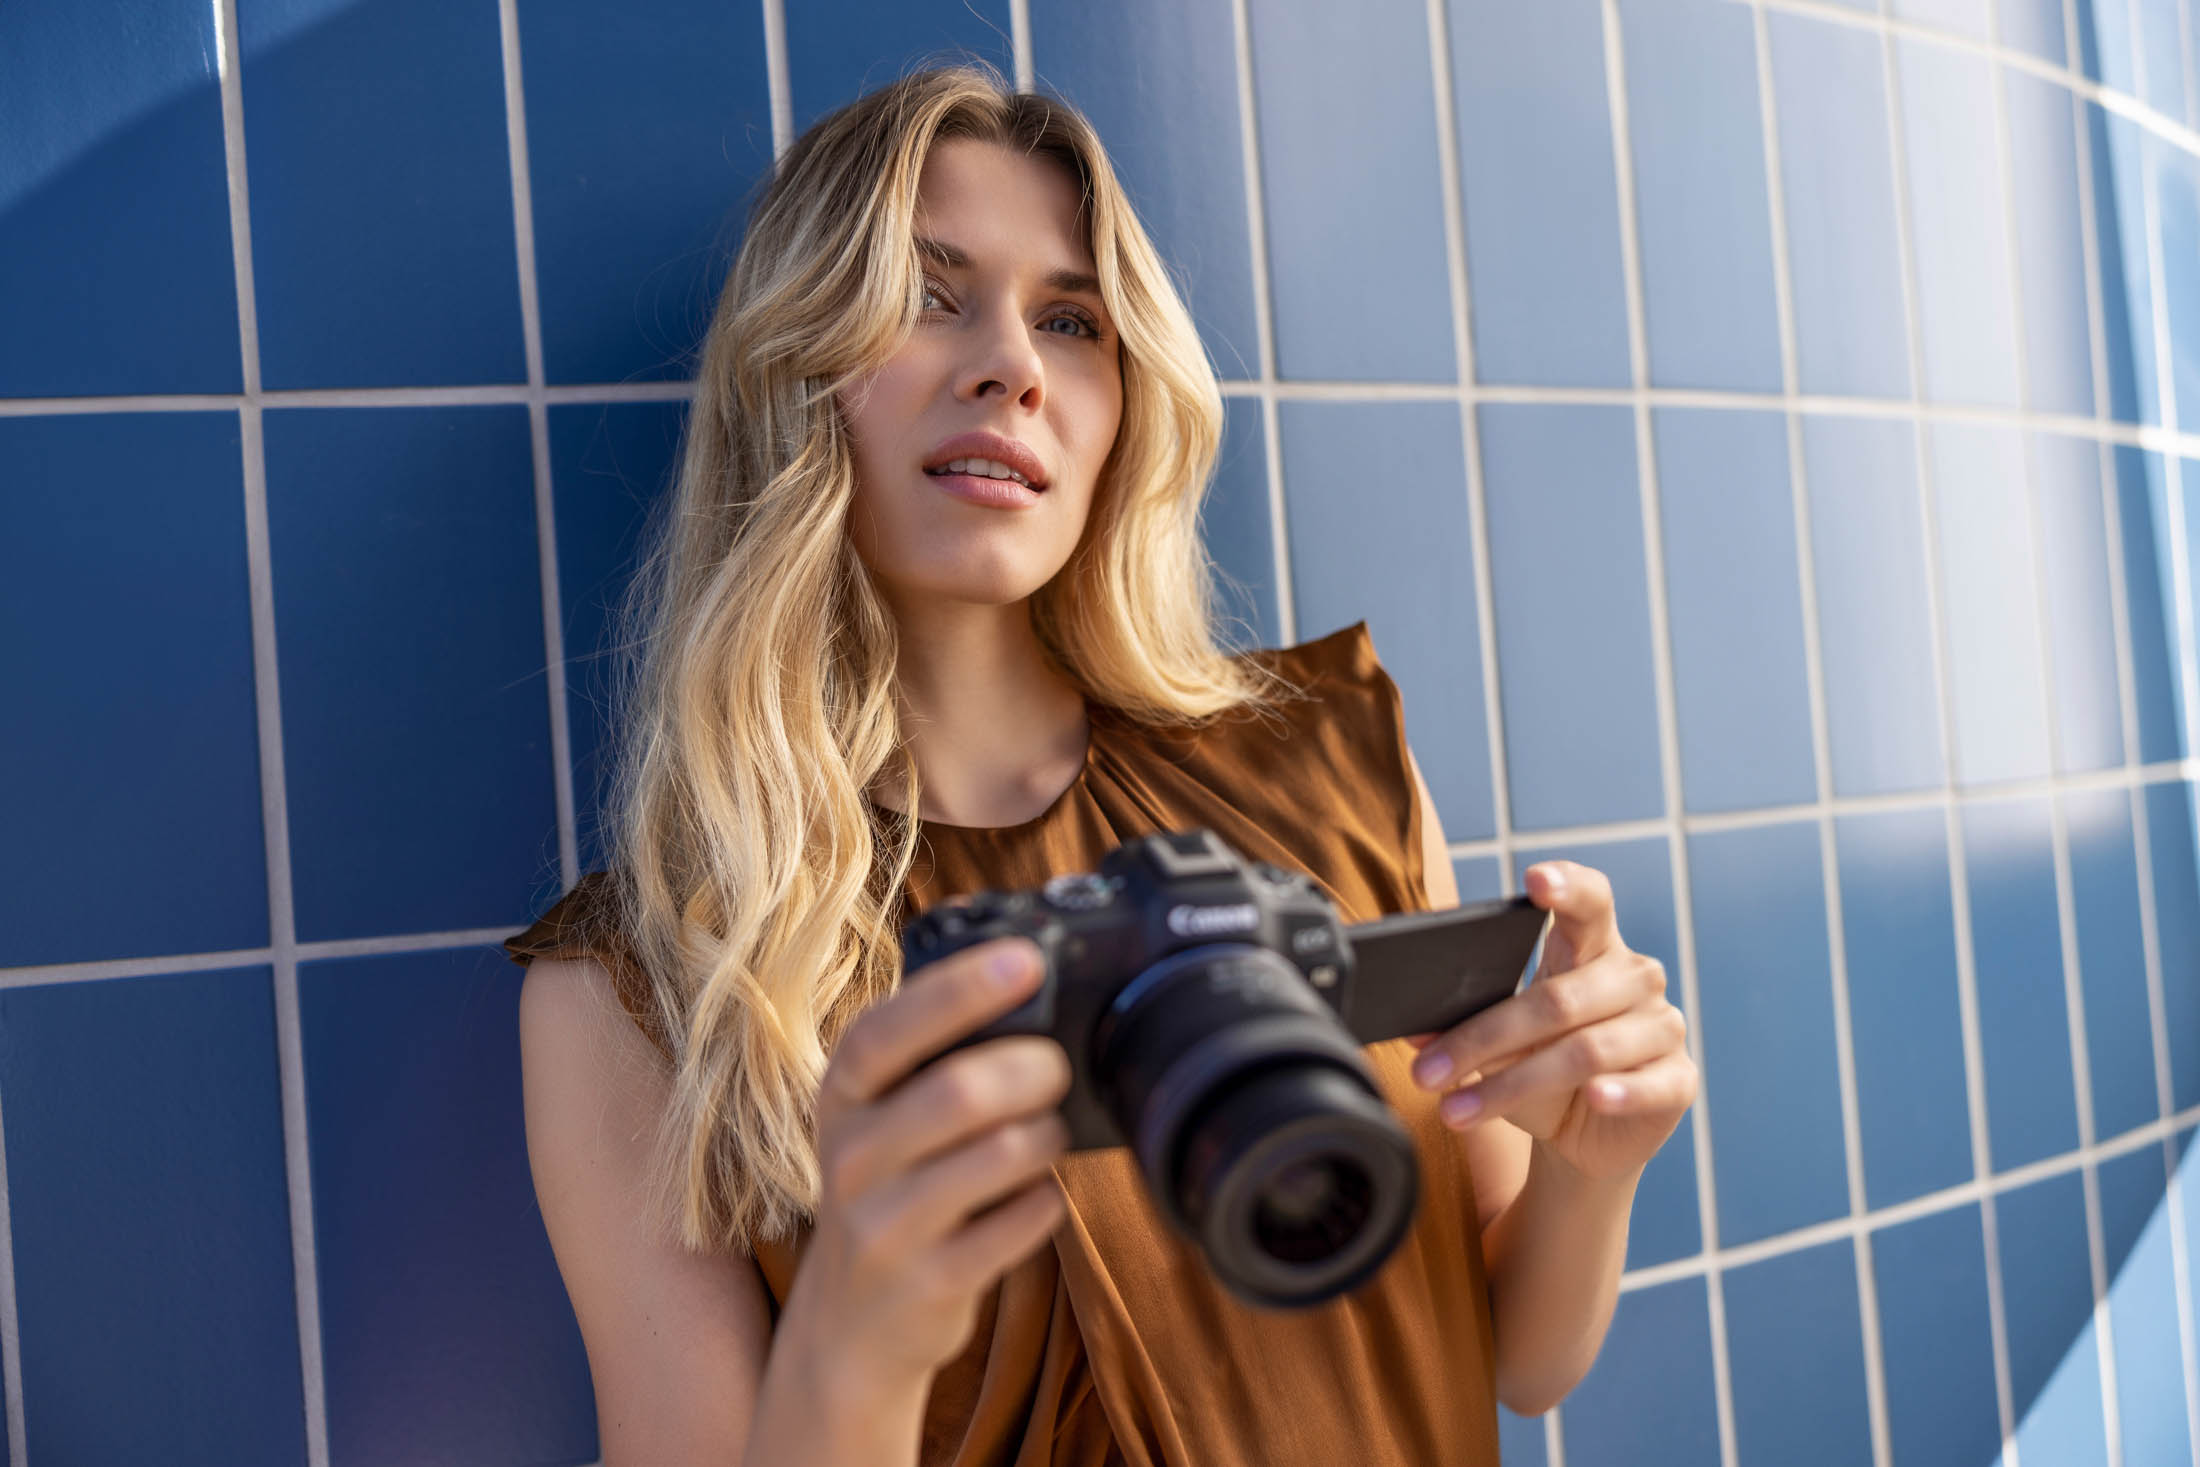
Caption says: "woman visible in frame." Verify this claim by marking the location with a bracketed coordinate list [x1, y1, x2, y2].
[507, 63, 1696, 1466]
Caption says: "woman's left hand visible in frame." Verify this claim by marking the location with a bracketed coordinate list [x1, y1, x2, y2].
[1407, 860, 1698, 1183]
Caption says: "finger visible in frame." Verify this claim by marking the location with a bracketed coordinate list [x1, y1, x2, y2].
[932, 1175, 1069, 1296]
[1411, 948, 1667, 1090]
[824, 937, 1043, 1113]
[875, 1110, 1071, 1250]
[1525, 861, 1622, 966]
[1583, 1048, 1700, 1117]
[834, 1036, 1071, 1198]
[1439, 1003, 1686, 1128]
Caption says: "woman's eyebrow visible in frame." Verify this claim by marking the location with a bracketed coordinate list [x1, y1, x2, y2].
[916, 235, 1102, 299]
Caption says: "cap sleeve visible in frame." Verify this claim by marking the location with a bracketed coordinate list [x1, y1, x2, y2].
[504, 872, 676, 1064]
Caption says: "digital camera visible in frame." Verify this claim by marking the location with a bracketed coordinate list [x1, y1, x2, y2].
[900, 827, 1548, 1309]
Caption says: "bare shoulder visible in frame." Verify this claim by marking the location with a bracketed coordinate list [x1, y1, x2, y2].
[518, 954, 774, 1465]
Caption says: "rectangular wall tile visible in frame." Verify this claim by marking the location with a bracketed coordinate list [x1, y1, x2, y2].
[2032, 433, 2126, 773]
[1280, 400, 1495, 840]
[1931, 423, 2055, 785]
[2084, 0, 2143, 91]
[1249, 0, 1457, 382]
[1653, 408, 1817, 814]
[2065, 787, 2167, 1138]
[2097, 1144, 2197, 1463]
[2144, 779, 2200, 1112]
[1802, 415, 1948, 796]
[2091, 104, 2159, 425]
[1201, 396, 1281, 653]
[1446, 0, 1630, 387]
[517, 0, 772, 386]
[1836, 808, 1975, 1208]
[2001, 0, 2070, 64]
[1964, 797, 2084, 1169]
[2135, 0, 2189, 118]
[1896, 40, 2022, 408]
[2154, 139, 2200, 432]
[2005, 72, 2097, 418]
[1894, 0, 1994, 37]
[784, 0, 1011, 133]
[0, 968, 307, 1466]
[1556, 1277, 1721, 1465]
[1724, 1242, 1875, 1466]
[2116, 446, 2192, 763]
[1998, 1170, 2112, 1467]
[1479, 403, 1664, 831]
[1450, 854, 1506, 905]
[1768, 11, 1913, 400]
[1616, 0, 1784, 393]
[239, 0, 525, 389]
[1689, 822, 1849, 1246]
[1871, 1205, 2003, 1467]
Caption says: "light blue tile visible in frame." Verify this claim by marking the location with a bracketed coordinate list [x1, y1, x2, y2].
[1897, 40, 2022, 408]
[0, 413, 268, 967]
[265, 407, 559, 941]
[239, 0, 524, 389]
[517, 0, 770, 386]
[1724, 1242, 1874, 1467]
[1652, 409, 1816, 814]
[1249, 0, 1457, 382]
[1769, 12, 1913, 400]
[1999, 1171, 2112, 1467]
[1479, 404, 1664, 830]
[2001, 0, 2070, 64]
[1032, 0, 1262, 378]
[1279, 400, 1494, 840]
[2115, 447, 2191, 763]
[2064, 788, 2163, 1138]
[1446, 0, 1629, 388]
[2031, 433, 2124, 774]
[2074, 0, 2110, 81]
[1801, 416, 1947, 797]
[1964, 798, 2083, 1170]
[2098, 1145, 2196, 1463]
[2085, 0, 2143, 92]
[1515, 835, 1700, 1270]
[2184, 1129, 2200, 1367]
[1836, 808, 1974, 1208]
[1202, 397, 1280, 655]
[2155, 140, 2200, 432]
[2091, 104, 2159, 425]
[1894, 0, 1994, 37]
[1931, 424, 2054, 785]
[1871, 1205, 2003, 1467]
[1615, 0, 1783, 393]
[1556, 1277, 1721, 1465]
[784, 0, 1012, 133]
[2145, 779, 2200, 1112]
[1450, 855, 1506, 905]
[303, 947, 595, 1466]
[2136, 0, 2189, 118]
[0, 0, 241, 397]
[0, 968, 306, 1466]
[1689, 823, 1849, 1246]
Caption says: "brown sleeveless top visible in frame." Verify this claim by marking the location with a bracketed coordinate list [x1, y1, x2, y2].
[503, 620, 1501, 1466]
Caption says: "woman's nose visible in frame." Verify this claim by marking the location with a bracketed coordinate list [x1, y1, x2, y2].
[956, 307, 1045, 407]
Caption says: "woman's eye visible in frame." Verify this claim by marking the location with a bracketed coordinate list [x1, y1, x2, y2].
[919, 283, 948, 312]
[1042, 310, 1101, 340]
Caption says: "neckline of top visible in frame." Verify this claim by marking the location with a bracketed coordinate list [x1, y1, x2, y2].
[869, 696, 1102, 836]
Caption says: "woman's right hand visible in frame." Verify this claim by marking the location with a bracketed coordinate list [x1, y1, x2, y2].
[782, 934, 1072, 1390]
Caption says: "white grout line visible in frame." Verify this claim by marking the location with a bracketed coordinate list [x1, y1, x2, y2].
[1226, 0, 1296, 647]
[209, 3, 328, 1463]
[498, 0, 578, 900]
[0, 927, 536, 990]
[762, 0, 792, 160]
[1008, 0, 1032, 90]
[1593, 8, 1729, 1467]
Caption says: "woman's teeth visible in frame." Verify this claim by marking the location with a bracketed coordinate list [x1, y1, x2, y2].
[928, 457, 1032, 487]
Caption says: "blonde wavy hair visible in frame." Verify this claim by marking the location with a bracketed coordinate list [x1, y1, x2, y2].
[592, 61, 1304, 1254]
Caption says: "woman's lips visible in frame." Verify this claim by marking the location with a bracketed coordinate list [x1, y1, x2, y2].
[925, 468, 1044, 508]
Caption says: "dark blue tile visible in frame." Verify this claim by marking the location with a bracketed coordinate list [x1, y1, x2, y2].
[265, 406, 558, 941]
[1446, 0, 1629, 388]
[2155, 140, 2200, 433]
[0, 0, 241, 397]
[301, 946, 594, 1466]
[1768, 12, 1912, 400]
[2002, 0, 2070, 64]
[1279, 400, 1494, 840]
[2115, 446, 2191, 763]
[517, 1, 771, 386]
[2031, 433, 2125, 774]
[1930, 425, 2054, 785]
[2005, 73, 2096, 418]
[2145, 780, 2200, 1112]
[1801, 416, 1947, 797]
[1724, 1241, 1874, 1467]
[1615, 0, 1783, 393]
[1964, 798, 2083, 1169]
[1557, 1277, 1720, 1466]
[1897, 40, 2022, 408]
[1248, 0, 1457, 383]
[1998, 1170, 2111, 1466]
[2097, 1145, 2195, 1464]
[548, 401, 685, 872]
[1033, 0, 1261, 378]
[1451, 855, 1506, 905]
[1871, 1204, 2002, 1467]
[1653, 408, 1817, 814]
[2066, 788, 2166, 1139]
[2090, 104, 2158, 425]
[1203, 396, 1279, 655]
[239, 0, 525, 389]
[1688, 823, 1849, 1246]
[1836, 808, 1974, 1208]
[1894, 0, 1994, 36]
[1479, 404, 1663, 831]
[0, 412, 267, 967]
[785, 0, 1011, 135]
[1516, 835, 1700, 1269]
[0, 968, 306, 1466]
[2136, 0, 2189, 117]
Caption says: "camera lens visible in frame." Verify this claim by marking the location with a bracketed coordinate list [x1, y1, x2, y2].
[1251, 1153, 1374, 1263]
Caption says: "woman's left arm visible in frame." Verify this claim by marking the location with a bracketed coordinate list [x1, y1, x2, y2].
[1402, 748, 1699, 1418]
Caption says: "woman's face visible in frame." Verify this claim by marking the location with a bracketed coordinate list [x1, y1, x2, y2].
[839, 137, 1124, 614]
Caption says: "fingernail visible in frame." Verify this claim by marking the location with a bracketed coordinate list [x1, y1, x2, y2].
[1413, 1050, 1454, 1089]
[1441, 1089, 1483, 1126]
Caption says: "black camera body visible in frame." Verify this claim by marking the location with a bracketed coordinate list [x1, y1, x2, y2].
[900, 827, 1548, 1309]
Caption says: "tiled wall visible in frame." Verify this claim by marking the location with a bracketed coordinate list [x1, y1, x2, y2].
[2, 0, 2197, 1464]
